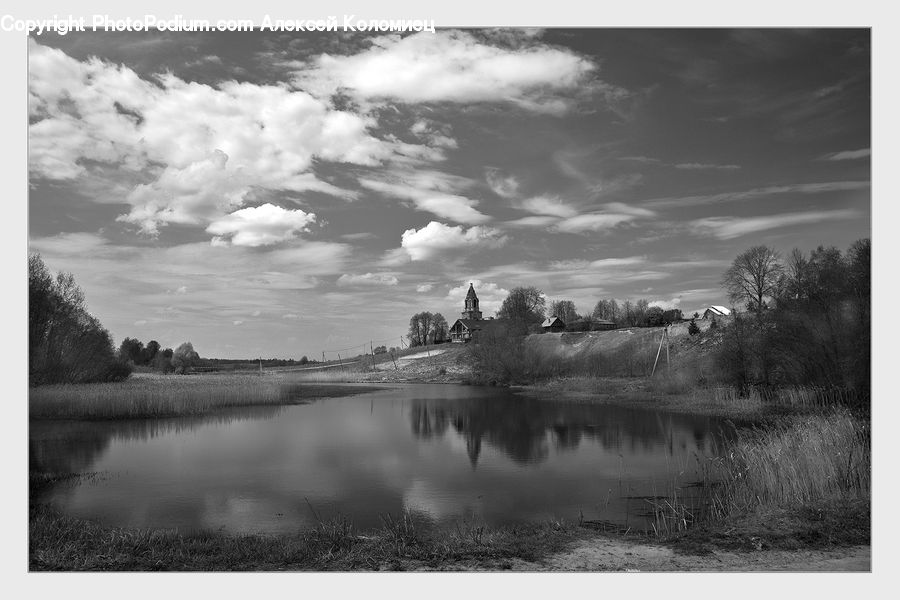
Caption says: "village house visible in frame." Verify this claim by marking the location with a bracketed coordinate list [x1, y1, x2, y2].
[541, 316, 565, 333]
[702, 305, 731, 319]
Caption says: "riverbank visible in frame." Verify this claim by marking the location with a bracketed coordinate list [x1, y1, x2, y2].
[29, 374, 387, 420]
[29, 500, 869, 572]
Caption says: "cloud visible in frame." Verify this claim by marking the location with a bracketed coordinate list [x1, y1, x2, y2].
[485, 168, 520, 198]
[175, 286, 187, 294]
[505, 201, 654, 232]
[643, 181, 870, 209]
[517, 195, 578, 218]
[336, 272, 400, 287]
[819, 148, 870, 161]
[400, 221, 508, 261]
[282, 314, 301, 320]
[206, 203, 317, 247]
[446, 279, 510, 317]
[416, 283, 434, 293]
[649, 298, 682, 310]
[293, 30, 597, 114]
[410, 119, 458, 149]
[691, 209, 859, 239]
[504, 215, 561, 228]
[233, 320, 244, 326]
[360, 171, 489, 224]
[674, 162, 740, 170]
[28, 39, 418, 237]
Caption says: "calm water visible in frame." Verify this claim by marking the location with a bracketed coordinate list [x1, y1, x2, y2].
[31, 384, 733, 534]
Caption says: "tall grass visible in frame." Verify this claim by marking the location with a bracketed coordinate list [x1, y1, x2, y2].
[646, 409, 870, 539]
[718, 410, 869, 511]
[29, 374, 379, 420]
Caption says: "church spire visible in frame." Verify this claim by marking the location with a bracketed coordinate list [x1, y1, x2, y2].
[461, 282, 482, 320]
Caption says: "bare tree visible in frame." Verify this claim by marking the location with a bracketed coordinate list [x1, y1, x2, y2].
[722, 245, 784, 315]
[407, 311, 434, 347]
[497, 286, 546, 332]
[431, 313, 449, 343]
[549, 300, 578, 325]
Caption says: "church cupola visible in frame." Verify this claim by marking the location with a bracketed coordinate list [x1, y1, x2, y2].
[461, 282, 483, 320]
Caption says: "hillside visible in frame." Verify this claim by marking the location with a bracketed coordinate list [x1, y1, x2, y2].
[336, 318, 729, 384]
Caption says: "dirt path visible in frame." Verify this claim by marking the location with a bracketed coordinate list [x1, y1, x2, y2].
[512, 537, 870, 572]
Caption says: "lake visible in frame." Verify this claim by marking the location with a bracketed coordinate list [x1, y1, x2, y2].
[31, 383, 733, 534]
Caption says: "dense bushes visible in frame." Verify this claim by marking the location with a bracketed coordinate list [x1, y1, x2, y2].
[29, 254, 131, 385]
[467, 329, 656, 385]
[716, 239, 870, 397]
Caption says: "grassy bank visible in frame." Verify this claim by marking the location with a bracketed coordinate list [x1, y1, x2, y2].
[29, 374, 385, 420]
[648, 409, 870, 550]
[29, 503, 576, 571]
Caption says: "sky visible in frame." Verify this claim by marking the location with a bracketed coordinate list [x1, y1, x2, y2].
[27, 28, 871, 359]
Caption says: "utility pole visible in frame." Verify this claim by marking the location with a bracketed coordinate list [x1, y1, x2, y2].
[370, 341, 376, 372]
[665, 326, 670, 373]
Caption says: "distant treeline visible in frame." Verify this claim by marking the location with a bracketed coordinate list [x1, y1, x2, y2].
[29, 254, 132, 385]
[118, 339, 315, 372]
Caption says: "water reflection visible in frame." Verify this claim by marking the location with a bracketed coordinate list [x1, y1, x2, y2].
[407, 395, 731, 468]
[30, 405, 285, 476]
[31, 384, 734, 534]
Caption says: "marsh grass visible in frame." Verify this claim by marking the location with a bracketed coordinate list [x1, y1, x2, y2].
[29, 504, 575, 571]
[29, 374, 382, 420]
[646, 409, 870, 544]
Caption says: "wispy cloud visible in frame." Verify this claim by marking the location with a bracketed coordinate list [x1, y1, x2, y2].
[336, 273, 399, 287]
[643, 181, 870, 209]
[819, 148, 870, 161]
[691, 209, 859, 239]
[674, 162, 740, 170]
[359, 171, 489, 225]
[485, 168, 520, 199]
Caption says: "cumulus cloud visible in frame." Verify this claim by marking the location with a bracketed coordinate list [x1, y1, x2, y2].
[27, 39, 420, 236]
[649, 298, 682, 310]
[293, 30, 597, 114]
[336, 272, 400, 287]
[400, 221, 508, 261]
[691, 209, 859, 239]
[206, 203, 317, 247]
[416, 283, 434, 293]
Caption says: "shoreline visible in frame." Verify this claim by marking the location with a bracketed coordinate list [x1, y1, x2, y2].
[28, 374, 870, 572]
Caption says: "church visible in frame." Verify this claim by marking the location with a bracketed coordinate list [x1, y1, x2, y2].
[448, 283, 505, 342]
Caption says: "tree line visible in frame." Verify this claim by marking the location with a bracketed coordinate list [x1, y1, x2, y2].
[29, 254, 132, 385]
[116, 337, 199, 374]
[494, 287, 683, 333]
[718, 240, 869, 395]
